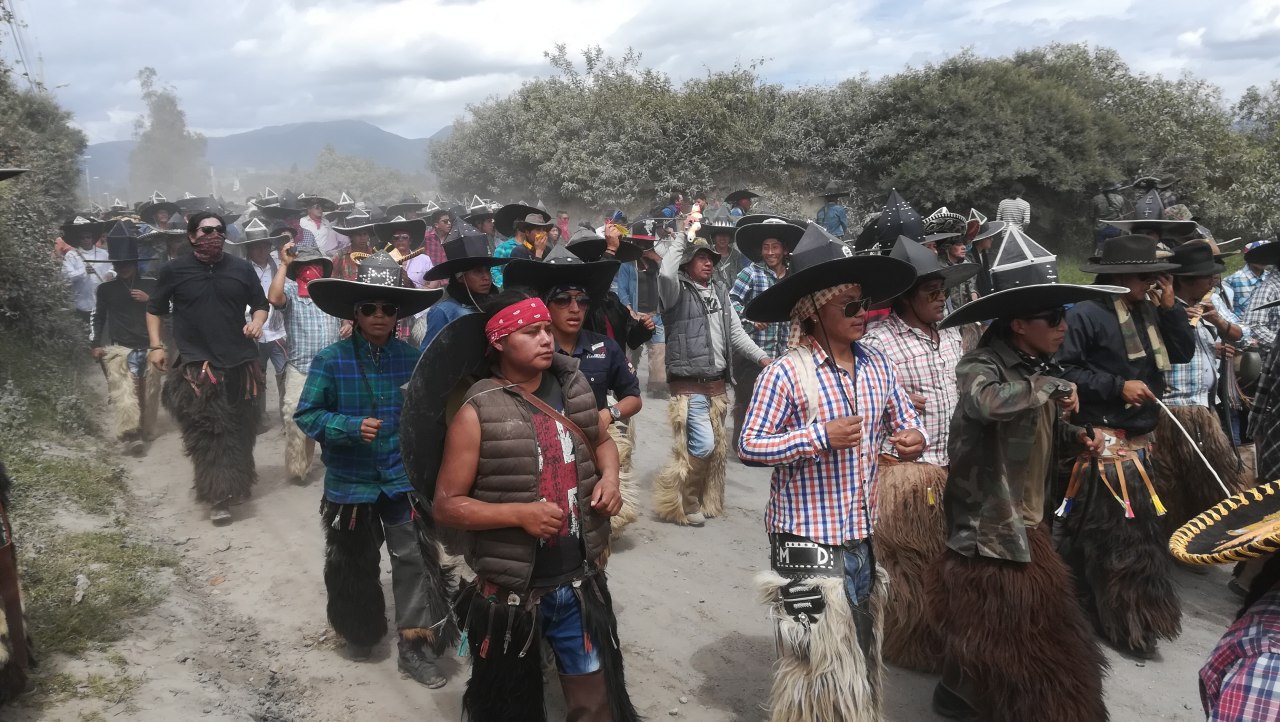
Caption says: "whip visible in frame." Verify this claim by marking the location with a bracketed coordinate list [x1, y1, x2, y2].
[1155, 398, 1232, 497]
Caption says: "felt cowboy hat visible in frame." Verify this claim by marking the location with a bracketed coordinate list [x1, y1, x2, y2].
[495, 203, 552, 237]
[735, 212, 806, 228]
[625, 219, 661, 250]
[227, 217, 288, 246]
[60, 215, 112, 239]
[939, 282, 1128, 329]
[464, 209, 496, 227]
[374, 216, 427, 247]
[1168, 241, 1225, 277]
[735, 218, 805, 263]
[744, 223, 917, 323]
[1245, 240, 1280, 267]
[252, 188, 280, 208]
[334, 208, 377, 236]
[1080, 234, 1180, 275]
[0, 168, 27, 182]
[566, 227, 643, 264]
[503, 241, 620, 305]
[888, 236, 979, 291]
[324, 209, 351, 225]
[256, 193, 305, 221]
[1169, 480, 1280, 565]
[818, 181, 850, 200]
[423, 221, 510, 282]
[85, 221, 155, 264]
[401, 312, 491, 500]
[383, 195, 429, 219]
[307, 250, 441, 321]
[285, 236, 333, 281]
[1104, 188, 1198, 237]
[724, 189, 759, 204]
[139, 198, 182, 227]
[678, 236, 722, 267]
[296, 193, 338, 212]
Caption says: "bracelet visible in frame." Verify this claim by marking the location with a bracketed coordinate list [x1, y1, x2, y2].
[148, 346, 164, 351]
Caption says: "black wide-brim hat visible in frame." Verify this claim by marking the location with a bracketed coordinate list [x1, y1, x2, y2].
[374, 217, 427, 247]
[735, 219, 804, 263]
[401, 313, 491, 500]
[257, 204, 304, 221]
[60, 218, 112, 238]
[889, 236, 980, 290]
[1079, 234, 1180, 275]
[736, 213, 805, 228]
[306, 278, 442, 320]
[567, 236, 643, 264]
[286, 247, 334, 281]
[384, 201, 429, 219]
[1168, 242, 1226, 277]
[464, 210, 495, 226]
[138, 228, 186, 246]
[696, 221, 739, 241]
[139, 201, 181, 225]
[297, 195, 338, 212]
[495, 203, 552, 237]
[1245, 241, 1280, 267]
[1104, 218, 1199, 237]
[1169, 480, 1280, 565]
[939, 283, 1127, 329]
[503, 255, 620, 304]
[0, 168, 27, 182]
[724, 189, 759, 204]
[745, 255, 915, 323]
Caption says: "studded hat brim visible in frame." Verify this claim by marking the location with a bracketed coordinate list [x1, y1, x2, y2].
[306, 278, 443, 321]
[1169, 480, 1280, 565]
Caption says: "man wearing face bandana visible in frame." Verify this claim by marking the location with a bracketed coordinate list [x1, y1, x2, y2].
[268, 233, 341, 485]
[147, 212, 271, 525]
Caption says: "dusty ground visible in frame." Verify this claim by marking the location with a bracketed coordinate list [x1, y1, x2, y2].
[14, 373, 1240, 721]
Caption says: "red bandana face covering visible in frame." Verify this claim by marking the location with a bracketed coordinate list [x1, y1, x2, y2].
[485, 298, 549, 345]
[295, 265, 324, 297]
[191, 236, 225, 264]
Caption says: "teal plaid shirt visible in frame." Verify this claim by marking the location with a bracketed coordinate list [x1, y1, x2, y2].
[293, 333, 420, 503]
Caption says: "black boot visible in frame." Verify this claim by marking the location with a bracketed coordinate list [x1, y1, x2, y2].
[397, 636, 446, 689]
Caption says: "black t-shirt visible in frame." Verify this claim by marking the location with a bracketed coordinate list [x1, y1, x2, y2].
[92, 276, 156, 350]
[147, 253, 269, 368]
[528, 373, 586, 587]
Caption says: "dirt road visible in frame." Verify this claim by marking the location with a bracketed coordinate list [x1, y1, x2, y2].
[16, 377, 1238, 720]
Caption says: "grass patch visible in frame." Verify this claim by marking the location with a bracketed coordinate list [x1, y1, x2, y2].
[0, 340, 98, 436]
[5, 446, 128, 520]
[21, 530, 177, 657]
[31, 669, 141, 706]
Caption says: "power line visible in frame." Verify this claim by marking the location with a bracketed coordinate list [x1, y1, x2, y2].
[0, 0, 39, 89]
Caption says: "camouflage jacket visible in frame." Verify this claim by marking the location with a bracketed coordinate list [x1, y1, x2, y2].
[943, 337, 1086, 563]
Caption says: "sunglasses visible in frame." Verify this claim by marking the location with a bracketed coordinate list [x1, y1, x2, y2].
[356, 302, 399, 317]
[197, 225, 226, 236]
[1020, 307, 1066, 326]
[392, 233, 412, 240]
[830, 298, 873, 317]
[549, 294, 591, 308]
[919, 287, 946, 301]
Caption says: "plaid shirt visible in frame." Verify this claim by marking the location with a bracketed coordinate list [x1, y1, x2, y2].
[1245, 271, 1280, 349]
[1225, 266, 1269, 318]
[421, 228, 448, 267]
[739, 341, 925, 545]
[294, 334, 420, 504]
[862, 312, 963, 465]
[279, 280, 341, 375]
[1200, 587, 1280, 722]
[729, 263, 789, 358]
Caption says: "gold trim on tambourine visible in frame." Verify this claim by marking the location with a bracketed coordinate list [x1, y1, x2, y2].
[1169, 480, 1280, 565]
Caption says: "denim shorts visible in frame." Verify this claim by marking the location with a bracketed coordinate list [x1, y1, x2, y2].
[539, 584, 601, 675]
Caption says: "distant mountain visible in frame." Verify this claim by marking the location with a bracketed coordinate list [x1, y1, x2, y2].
[85, 119, 442, 188]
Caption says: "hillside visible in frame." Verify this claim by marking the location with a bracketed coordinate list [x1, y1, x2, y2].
[85, 119, 440, 188]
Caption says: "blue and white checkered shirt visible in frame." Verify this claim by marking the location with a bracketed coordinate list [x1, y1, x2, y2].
[729, 263, 789, 358]
[1245, 272, 1280, 350]
[1225, 266, 1269, 318]
[281, 280, 341, 375]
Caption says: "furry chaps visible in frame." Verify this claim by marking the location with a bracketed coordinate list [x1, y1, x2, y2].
[929, 527, 1109, 722]
[281, 365, 312, 482]
[756, 569, 887, 722]
[653, 392, 729, 524]
[320, 500, 388, 647]
[101, 346, 160, 442]
[607, 420, 639, 537]
[1152, 404, 1251, 534]
[162, 362, 262, 504]
[874, 459, 948, 672]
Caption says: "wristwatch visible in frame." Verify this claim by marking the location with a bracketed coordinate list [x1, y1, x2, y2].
[608, 405, 622, 422]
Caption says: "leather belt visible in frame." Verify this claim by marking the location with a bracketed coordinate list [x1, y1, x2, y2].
[669, 373, 725, 384]
[770, 532, 844, 579]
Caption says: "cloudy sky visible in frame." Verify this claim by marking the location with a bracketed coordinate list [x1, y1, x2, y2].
[8, 0, 1280, 144]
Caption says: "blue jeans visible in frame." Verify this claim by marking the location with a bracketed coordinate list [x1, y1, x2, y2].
[539, 584, 600, 675]
[650, 314, 665, 344]
[842, 539, 875, 606]
[126, 348, 148, 377]
[258, 339, 287, 374]
[686, 393, 715, 459]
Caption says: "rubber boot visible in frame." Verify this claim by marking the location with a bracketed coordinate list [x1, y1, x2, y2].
[560, 671, 613, 722]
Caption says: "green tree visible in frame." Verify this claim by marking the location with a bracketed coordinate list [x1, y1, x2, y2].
[128, 67, 208, 199]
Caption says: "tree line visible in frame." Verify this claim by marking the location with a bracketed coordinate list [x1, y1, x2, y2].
[430, 43, 1280, 255]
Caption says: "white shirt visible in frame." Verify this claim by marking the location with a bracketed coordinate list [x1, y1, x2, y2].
[250, 260, 287, 343]
[403, 254, 435, 289]
[62, 246, 114, 313]
[300, 216, 345, 257]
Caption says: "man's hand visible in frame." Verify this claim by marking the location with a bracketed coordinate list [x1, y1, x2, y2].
[598, 408, 613, 431]
[130, 289, 150, 303]
[279, 241, 297, 265]
[1053, 383, 1080, 414]
[340, 320, 353, 339]
[640, 313, 656, 331]
[1079, 427, 1105, 455]
[244, 319, 264, 339]
[591, 474, 623, 516]
[1217, 342, 1238, 360]
[1201, 301, 1222, 328]
[147, 347, 168, 372]
[1121, 379, 1157, 405]
[890, 429, 926, 460]
[90, 347, 106, 361]
[908, 392, 927, 413]
[1184, 304, 1204, 324]
[824, 415, 863, 450]
[521, 500, 565, 539]
[1155, 273, 1175, 309]
[359, 417, 382, 443]
[758, 356, 773, 368]
[753, 321, 768, 331]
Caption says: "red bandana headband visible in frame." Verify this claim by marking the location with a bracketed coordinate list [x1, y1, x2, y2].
[485, 298, 549, 345]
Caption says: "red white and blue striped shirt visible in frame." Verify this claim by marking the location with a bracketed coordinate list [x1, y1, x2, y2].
[739, 340, 925, 545]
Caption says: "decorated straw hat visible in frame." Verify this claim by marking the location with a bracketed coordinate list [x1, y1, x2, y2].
[1170, 481, 1280, 565]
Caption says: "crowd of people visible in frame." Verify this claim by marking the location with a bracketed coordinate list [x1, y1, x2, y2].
[4, 174, 1280, 721]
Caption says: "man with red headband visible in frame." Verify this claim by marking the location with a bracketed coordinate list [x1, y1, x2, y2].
[434, 289, 639, 722]
[268, 235, 340, 484]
